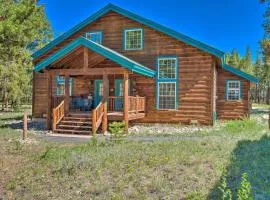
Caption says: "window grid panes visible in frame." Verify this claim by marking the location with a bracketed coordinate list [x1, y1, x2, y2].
[158, 58, 177, 79]
[125, 29, 143, 50]
[85, 32, 102, 44]
[56, 76, 72, 96]
[227, 81, 241, 100]
[158, 82, 176, 109]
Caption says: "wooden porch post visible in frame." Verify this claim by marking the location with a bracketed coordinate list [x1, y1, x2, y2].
[47, 73, 53, 130]
[64, 74, 70, 114]
[102, 74, 109, 133]
[124, 71, 129, 134]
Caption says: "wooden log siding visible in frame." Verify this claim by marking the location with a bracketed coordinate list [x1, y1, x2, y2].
[216, 67, 250, 120]
[33, 11, 222, 125]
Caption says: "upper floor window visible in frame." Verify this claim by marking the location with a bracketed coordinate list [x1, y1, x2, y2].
[124, 28, 143, 50]
[158, 58, 177, 79]
[156, 57, 178, 110]
[226, 80, 241, 100]
[85, 31, 102, 44]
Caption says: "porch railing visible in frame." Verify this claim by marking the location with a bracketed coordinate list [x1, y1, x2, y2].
[92, 102, 104, 133]
[128, 96, 146, 114]
[108, 96, 146, 114]
[52, 100, 65, 131]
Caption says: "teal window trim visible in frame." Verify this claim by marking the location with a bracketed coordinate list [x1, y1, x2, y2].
[156, 56, 178, 110]
[123, 28, 144, 50]
[225, 80, 242, 101]
[85, 31, 103, 44]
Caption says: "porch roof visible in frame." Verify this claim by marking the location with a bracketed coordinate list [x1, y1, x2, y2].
[34, 37, 155, 77]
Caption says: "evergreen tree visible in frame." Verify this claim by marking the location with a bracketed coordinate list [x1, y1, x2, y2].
[260, 0, 270, 104]
[228, 49, 241, 68]
[0, 0, 52, 109]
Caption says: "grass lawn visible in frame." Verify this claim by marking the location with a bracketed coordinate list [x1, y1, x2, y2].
[0, 106, 269, 199]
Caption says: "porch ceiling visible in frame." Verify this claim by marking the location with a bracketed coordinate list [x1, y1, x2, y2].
[34, 37, 155, 77]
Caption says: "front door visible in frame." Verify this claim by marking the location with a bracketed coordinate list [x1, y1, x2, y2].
[114, 79, 130, 111]
[94, 80, 103, 107]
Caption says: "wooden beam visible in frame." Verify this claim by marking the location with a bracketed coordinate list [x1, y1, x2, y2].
[47, 73, 53, 130]
[102, 74, 109, 133]
[64, 74, 70, 114]
[48, 67, 130, 76]
[83, 47, 88, 71]
[123, 70, 129, 134]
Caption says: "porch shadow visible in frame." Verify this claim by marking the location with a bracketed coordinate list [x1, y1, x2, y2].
[2, 120, 47, 131]
[208, 134, 270, 199]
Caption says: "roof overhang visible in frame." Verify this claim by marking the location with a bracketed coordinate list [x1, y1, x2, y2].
[34, 37, 155, 77]
[32, 3, 259, 83]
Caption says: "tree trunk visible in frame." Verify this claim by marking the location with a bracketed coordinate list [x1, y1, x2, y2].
[255, 84, 258, 103]
[267, 82, 270, 105]
[258, 87, 261, 104]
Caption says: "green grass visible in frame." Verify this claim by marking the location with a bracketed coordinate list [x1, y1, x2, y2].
[0, 106, 269, 199]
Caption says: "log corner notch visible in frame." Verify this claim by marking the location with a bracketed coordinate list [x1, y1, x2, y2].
[123, 70, 129, 134]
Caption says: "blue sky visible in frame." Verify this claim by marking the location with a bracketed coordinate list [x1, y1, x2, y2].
[39, 0, 266, 61]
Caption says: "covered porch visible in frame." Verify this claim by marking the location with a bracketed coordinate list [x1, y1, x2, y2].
[34, 37, 154, 134]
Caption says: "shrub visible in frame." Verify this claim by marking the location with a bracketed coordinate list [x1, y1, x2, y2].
[109, 121, 125, 135]
[237, 173, 253, 200]
[219, 171, 232, 200]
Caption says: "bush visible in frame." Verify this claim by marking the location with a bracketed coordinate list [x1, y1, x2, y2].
[219, 171, 232, 200]
[109, 121, 125, 135]
[219, 172, 253, 200]
[237, 173, 253, 200]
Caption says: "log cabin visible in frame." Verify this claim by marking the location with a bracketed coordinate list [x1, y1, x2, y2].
[32, 4, 259, 134]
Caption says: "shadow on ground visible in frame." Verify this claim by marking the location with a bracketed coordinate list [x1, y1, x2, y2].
[0, 120, 46, 131]
[209, 134, 270, 199]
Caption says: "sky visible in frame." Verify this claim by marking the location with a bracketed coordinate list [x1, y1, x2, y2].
[39, 0, 266, 61]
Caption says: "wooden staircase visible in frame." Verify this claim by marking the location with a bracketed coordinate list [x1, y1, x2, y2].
[54, 113, 92, 135]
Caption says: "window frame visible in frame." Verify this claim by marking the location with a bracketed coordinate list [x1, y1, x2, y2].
[225, 80, 242, 101]
[156, 56, 178, 110]
[85, 31, 103, 44]
[56, 76, 72, 96]
[123, 28, 144, 50]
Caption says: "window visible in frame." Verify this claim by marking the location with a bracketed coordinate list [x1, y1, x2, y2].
[226, 80, 241, 100]
[124, 28, 143, 50]
[156, 57, 178, 110]
[56, 76, 72, 96]
[158, 82, 176, 109]
[158, 58, 177, 79]
[85, 31, 102, 44]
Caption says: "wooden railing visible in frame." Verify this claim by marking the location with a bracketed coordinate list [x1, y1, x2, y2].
[128, 96, 146, 114]
[108, 96, 146, 114]
[108, 96, 124, 111]
[52, 100, 65, 131]
[52, 95, 65, 109]
[92, 102, 105, 133]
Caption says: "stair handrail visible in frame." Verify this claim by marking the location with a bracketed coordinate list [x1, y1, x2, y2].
[92, 102, 104, 133]
[52, 100, 65, 131]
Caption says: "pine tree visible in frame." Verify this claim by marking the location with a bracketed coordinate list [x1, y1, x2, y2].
[0, 0, 52, 109]
[228, 49, 241, 68]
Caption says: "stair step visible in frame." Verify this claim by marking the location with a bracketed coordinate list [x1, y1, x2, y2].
[60, 120, 92, 125]
[64, 117, 91, 121]
[58, 124, 91, 129]
[54, 129, 91, 135]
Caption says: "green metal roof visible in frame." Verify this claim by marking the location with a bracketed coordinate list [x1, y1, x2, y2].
[33, 3, 258, 83]
[34, 37, 155, 77]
